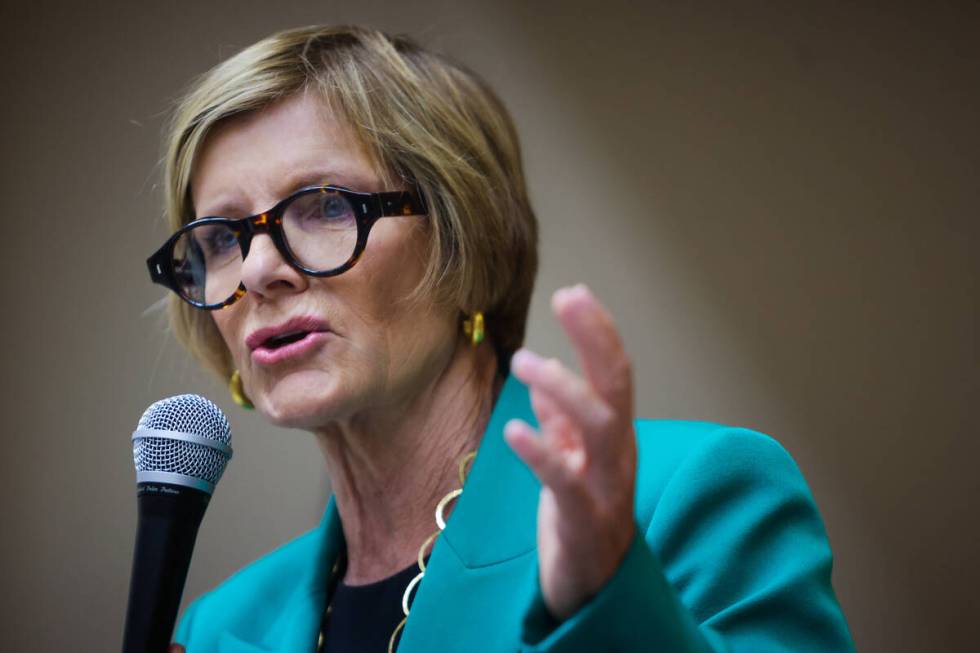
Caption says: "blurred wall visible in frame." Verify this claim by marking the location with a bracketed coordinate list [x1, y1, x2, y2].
[1, 1, 976, 651]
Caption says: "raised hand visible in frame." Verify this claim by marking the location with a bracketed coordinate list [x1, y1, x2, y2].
[505, 284, 638, 620]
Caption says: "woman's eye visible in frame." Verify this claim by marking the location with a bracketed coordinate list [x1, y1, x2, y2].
[210, 231, 237, 251]
[319, 195, 352, 220]
[197, 228, 237, 257]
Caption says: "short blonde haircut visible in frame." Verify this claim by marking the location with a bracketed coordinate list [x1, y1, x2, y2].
[163, 25, 538, 379]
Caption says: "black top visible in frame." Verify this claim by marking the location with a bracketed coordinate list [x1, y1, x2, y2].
[320, 560, 422, 652]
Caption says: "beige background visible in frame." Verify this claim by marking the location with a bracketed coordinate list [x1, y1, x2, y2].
[1, 1, 977, 651]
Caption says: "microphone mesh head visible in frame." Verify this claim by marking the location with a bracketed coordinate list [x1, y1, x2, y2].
[134, 394, 232, 487]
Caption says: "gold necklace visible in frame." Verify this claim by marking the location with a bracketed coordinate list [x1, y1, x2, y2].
[317, 451, 477, 653]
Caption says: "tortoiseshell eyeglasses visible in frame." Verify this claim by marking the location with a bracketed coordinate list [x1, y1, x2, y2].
[146, 184, 427, 310]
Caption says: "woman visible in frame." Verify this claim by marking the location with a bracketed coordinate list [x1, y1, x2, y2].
[149, 25, 855, 652]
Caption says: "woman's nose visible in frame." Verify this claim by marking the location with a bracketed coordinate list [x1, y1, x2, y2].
[239, 234, 308, 301]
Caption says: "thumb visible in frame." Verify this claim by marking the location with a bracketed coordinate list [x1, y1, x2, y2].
[169, 645, 185, 653]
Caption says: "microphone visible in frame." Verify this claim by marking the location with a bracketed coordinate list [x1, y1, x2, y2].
[122, 395, 233, 653]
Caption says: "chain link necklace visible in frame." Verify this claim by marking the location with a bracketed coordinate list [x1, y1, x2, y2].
[317, 450, 477, 653]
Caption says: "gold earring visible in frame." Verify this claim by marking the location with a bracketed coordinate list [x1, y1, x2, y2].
[228, 370, 254, 409]
[462, 311, 485, 346]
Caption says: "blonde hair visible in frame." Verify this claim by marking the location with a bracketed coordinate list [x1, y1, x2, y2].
[163, 25, 538, 379]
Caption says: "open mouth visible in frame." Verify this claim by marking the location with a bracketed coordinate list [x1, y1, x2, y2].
[261, 330, 311, 350]
[246, 317, 331, 364]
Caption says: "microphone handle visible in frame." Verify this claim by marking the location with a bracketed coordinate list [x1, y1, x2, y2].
[122, 483, 210, 653]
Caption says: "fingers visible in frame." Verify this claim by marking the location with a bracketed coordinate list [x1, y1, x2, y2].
[529, 385, 587, 456]
[529, 382, 562, 427]
[507, 284, 636, 498]
[169, 645, 185, 653]
[551, 285, 633, 414]
[504, 418, 585, 498]
[512, 349, 615, 437]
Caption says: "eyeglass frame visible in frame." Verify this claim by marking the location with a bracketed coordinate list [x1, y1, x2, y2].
[146, 184, 428, 310]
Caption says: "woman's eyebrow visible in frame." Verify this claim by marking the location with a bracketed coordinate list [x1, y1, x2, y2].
[285, 168, 376, 193]
[195, 168, 379, 217]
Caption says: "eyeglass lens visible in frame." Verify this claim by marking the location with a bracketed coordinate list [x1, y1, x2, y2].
[171, 188, 359, 306]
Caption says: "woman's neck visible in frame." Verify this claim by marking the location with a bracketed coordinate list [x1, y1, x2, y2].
[313, 343, 499, 584]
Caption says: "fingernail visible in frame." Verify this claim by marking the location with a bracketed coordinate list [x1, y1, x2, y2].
[553, 286, 578, 310]
[511, 348, 541, 373]
[556, 284, 589, 304]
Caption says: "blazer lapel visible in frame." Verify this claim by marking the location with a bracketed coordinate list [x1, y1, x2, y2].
[220, 498, 344, 653]
[439, 373, 541, 566]
[397, 374, 543, 651]
[285, 498, 344, 651]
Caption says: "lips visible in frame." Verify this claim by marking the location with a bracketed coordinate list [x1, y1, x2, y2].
[246, 316, 331, 365]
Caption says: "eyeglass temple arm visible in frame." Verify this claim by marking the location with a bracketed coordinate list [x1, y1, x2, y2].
[378, 190, 427, 217]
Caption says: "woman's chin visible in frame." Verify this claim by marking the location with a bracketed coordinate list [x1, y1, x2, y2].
[254, 372, 352, 430]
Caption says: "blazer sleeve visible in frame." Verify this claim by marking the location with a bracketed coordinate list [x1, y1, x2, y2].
[518, 426, 856, 652]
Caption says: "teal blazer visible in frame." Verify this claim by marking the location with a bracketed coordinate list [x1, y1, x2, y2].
[175, 375, 855, 651]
